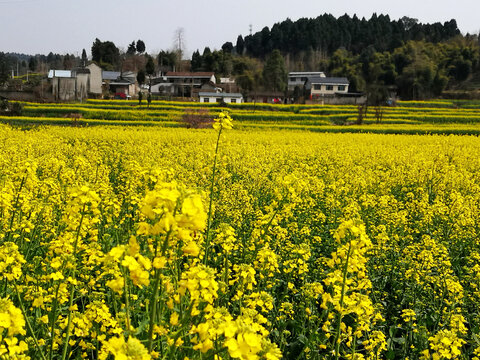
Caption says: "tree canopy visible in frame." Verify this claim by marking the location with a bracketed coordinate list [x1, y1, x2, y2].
[91, 38, 120, 69]
[233, 14, 461, 59]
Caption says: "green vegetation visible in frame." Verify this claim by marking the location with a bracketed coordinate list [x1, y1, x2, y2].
[2, 99, 480, 136]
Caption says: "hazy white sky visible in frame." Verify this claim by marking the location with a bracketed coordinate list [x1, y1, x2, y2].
[1, 0, 479, 57]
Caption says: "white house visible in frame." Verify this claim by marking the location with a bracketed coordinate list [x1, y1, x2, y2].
[288, 71, 326, 91]
[309, 77, 349, 97]
[165, 72, 216, 97]
[199, 92, 243, 104]
[86, 63, 103, 95]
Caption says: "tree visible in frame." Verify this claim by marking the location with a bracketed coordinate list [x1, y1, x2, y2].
[236, 35, 245, 55]
[173, 28, 185, 70]
[0, 53, 12, 85]
[191, 50, 203, 71]
[145, 56, 155, 77]
[63, 54, 75, 69]
[81, 49, 88, 67]
[127, 41, 137, 55]
[145, 55, 155, 90]
[222, 42, 234, 54]
[91, 38, 120, 69]
[400, 16, 418, 31]
[137, 69, 146, 86]
[263, 50, 287, 92]
[28, 56, 37, 72]
[158, 50, 177, 72]
[136, 40, 146, 54]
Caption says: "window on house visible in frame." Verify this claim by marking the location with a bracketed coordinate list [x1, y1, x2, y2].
[204, 98, 209, 103]
[313, 84, 322, 90]
[326, 85, 334, 91]
[338, 85, 346, 91]
[301, 77, 307, 82]
[289, 77, 296, 82]
[216, 98, 222, 103]
[231, 98, 237, 103]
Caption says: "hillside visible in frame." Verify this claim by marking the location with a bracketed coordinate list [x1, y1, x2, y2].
[231, 14, 461, 59]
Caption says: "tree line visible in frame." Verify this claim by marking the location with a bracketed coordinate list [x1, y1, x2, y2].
[234, 14, 460, 59]
[2, 13, 480, 100]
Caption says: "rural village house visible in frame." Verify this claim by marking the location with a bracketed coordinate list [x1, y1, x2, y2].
[163, 72, 216, 97]
[309, 77, 349, 97]
[288, 71, 326, 91]
[199, 92, 244, 103]
[48, 69, 90, 101]
[102, 71, 138, 98]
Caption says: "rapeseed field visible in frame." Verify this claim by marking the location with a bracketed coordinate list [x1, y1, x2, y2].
[2, 112, 480, 359]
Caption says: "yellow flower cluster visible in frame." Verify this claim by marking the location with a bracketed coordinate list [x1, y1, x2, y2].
[3, 118, 480, 359]
[0, 298, 29, 359]
[0, 242, 25, 281]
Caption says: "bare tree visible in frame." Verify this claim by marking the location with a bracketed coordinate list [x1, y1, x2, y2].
[173, 27, 186, 71]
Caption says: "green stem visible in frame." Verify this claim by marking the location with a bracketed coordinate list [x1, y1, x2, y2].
[124, 267, 131, 333]
[147, 231, 171, 351]
[334, 242, 352, 360]
[14, 283, 47, 360]
[48, 282, 62, 360]
[60, 205, 86, 360]
[204, 127, 222, 264]
[7, 173, 27, 236]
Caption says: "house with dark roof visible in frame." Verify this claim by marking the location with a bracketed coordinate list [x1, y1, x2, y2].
[308, 77, 349, 98]
[102, 71, 138, 98]
[199, 92, 243, 104]
[288, 71, 326, 91]
[164, 72, 216, 97]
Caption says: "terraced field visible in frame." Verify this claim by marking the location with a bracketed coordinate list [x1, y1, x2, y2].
[2, 98, 480, 134]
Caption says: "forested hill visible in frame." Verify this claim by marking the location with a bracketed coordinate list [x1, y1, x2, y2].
[233, 14, 460, 58]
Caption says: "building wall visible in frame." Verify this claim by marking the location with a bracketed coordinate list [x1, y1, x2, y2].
[87, 64, 103, 94]
[53, 78, 76, 101]
[311, 84, 349, 96]
[76, 74, 89, 100]
[306, 95, 366, 105]
[200, 96, 242, 103]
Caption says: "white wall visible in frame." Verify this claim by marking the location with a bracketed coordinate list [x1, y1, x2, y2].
[200, 96, 243, 103]
[311, 84, 349, 96]
[87, 64, 103, 94]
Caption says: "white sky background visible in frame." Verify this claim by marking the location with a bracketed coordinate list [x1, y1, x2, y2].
[0, 0, 479, 57]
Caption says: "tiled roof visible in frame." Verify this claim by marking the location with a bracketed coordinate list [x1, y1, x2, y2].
[102, 71, 121, 80]
[289, 72, 325, 77]
[309, 77, 349, 85]
[166, 72, 214, 78]
[199, 92, 243, 97]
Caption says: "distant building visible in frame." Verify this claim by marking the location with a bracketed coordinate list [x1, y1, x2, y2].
[48, 69, 89, 101]
[199, 92, 243, 104]
[288, 71, 326, 91]
[164, 72, 216, 97]
[309, 77, 349, 97]
[102, 71, 138, 98]
[247, 91, 285, 104]
[86, 63, 103, 95]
